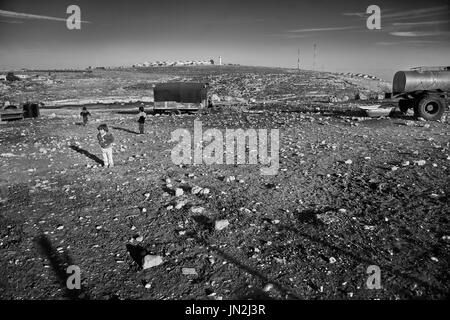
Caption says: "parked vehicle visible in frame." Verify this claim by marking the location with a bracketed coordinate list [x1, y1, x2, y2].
[393, 66, 450, 121]
[0, 104, 24, 121]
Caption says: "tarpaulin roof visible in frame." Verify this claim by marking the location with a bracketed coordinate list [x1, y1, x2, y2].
[153, 82, 208, 103]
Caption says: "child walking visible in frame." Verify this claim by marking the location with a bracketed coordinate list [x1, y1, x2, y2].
[97, 124, 115, 168]
[80, 107, 91, 125]
[137, 106, 146, 134]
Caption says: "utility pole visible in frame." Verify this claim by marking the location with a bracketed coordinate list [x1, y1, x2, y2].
[297, 48, 300, 72]
[313, 43, 317, 71]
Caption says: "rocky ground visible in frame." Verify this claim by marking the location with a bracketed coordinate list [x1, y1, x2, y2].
[1, 66, 390, 106]
[0, 67, 449, 300]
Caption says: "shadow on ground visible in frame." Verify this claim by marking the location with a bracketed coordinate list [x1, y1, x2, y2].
[69, 145, 103, 165]
[111, 126, 140, 135]
[34, 234, 89, 299]
[277, 223, 448, 297]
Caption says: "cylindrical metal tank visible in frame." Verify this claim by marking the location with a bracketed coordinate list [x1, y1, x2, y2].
[393, 70, 450, 95]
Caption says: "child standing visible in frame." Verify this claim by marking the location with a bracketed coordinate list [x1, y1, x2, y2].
[80, 107, 91, 125]
[137, 106, 146, 134]
[97, 124, 115, 168]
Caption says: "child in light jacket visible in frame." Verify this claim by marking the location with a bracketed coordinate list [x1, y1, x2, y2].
[97, 124, 115, 168]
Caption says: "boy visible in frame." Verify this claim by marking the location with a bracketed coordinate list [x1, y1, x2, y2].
[97, 124, 114, 168]
[80, 107, 91, 125]
[137, 106, 146, 134]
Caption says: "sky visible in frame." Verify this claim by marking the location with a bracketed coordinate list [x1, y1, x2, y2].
[0, 0, 449, 80]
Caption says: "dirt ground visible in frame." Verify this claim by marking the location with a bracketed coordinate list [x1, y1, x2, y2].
[1, 103, 448, 300]
[1, 67, 449, 300]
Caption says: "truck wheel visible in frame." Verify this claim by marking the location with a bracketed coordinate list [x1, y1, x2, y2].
[414, 96, 446, 121]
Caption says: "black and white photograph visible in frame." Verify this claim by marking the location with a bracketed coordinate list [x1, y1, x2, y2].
[0, 0, 449, 309]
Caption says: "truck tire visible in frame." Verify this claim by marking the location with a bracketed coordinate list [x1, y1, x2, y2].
[414, 96, 446, 121]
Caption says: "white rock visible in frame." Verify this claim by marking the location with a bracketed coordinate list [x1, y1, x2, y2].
[344, 159, 352, 165]
[175, 188, 184, 197]
[225, 176, 236, 183]
[191, 206, 205, 214]
[191, 186, 203, 195]
[142, 255, 163, 269]
[215, 219, 230, 231]
[182, 267, 197, 275]
[175, 200, 187, 209]
[263, 283, 274, 292]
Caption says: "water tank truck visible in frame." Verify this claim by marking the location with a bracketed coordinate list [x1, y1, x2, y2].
[393, 66, 450, 121]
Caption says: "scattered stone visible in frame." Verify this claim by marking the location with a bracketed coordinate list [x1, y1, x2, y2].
[191, 186, 203, 195]
[175, 200, 188, 210]
[316, 212, 339, 224]
[191, 206, 205, 214]
[274, 257, 286, 264]
[263, 283, 274, 292]
[329, 257, 337, 264]
[215, 219, 230, 231]
[225, 176, 236, 183]
[414, 160, 426, 166]
[182, 268, 198, 275]
[175, 188, 184, 197]
[142, 255, 163, 269]
[344, 159, 353, 165]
